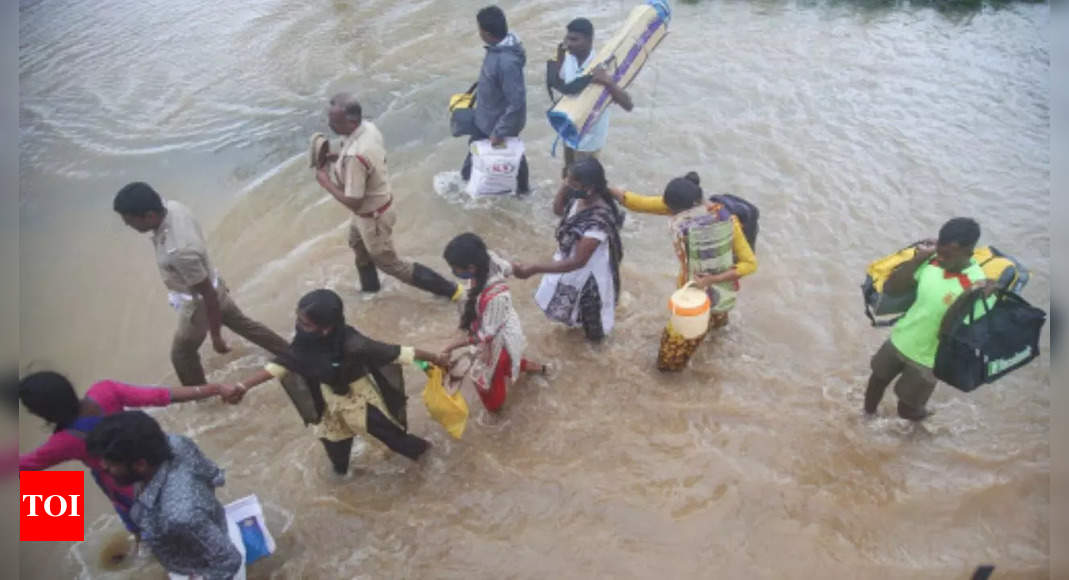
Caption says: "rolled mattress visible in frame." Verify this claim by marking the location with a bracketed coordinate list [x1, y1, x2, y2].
[547, 0, 671, 149]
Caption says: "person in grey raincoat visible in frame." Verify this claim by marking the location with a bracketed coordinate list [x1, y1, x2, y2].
[460, 5, 530, 193]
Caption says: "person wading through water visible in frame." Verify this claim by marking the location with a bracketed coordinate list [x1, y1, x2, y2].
[438, 233, 548, 412]
[459, 5, 530, 193]
[113, 182, 290, 386]
[513, 157, 625, 341]
[863, 217, 996, 420]
[315, 93, 462, 300]
[225, 289, 445, 475]
[609, 172, 757, 370]
[18, 371, 240, 556]
[545, 17, 633, 173]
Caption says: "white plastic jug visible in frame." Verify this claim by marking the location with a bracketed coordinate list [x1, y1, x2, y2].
[668, 283, 712, 339]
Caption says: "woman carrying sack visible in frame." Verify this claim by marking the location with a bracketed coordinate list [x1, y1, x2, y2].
[609, 172, 757, 371]
[438, 233, 548, 412]
[225, 289, 446, 475]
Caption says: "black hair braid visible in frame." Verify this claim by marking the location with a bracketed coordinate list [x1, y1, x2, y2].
[444, 233, 493, 333]
[460, 257, 491, 333]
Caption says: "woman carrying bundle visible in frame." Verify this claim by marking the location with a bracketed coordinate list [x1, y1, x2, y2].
[610, 172, 757, 370]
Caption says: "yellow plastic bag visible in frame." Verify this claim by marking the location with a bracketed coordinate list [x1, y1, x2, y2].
[421, 365, 469, 439]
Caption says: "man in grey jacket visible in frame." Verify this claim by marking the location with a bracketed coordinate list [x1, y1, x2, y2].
[460, 5, 529, 193]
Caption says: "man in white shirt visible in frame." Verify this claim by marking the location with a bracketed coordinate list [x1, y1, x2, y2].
[547, 18, 634, 173]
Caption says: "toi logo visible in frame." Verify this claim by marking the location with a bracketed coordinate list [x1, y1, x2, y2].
[20, 471, 84, 541]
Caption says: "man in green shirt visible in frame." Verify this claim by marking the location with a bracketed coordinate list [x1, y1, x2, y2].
[864, 218, 992, 420]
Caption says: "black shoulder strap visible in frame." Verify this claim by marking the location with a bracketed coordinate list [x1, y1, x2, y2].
[467, 82, 478, 107]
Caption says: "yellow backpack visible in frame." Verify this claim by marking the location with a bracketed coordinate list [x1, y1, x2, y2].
[862, 243, 1029, 326]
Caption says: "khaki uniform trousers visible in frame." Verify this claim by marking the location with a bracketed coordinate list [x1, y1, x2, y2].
[171, 283, 289, 386]
[347, 206, 415, 284]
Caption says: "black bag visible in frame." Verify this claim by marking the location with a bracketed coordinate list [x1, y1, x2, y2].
[934, 290, 1046, 392]
[709, 194, 759, 251]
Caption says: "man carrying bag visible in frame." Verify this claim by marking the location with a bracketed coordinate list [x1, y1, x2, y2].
[863, 218, 992, 420]
[935, 287, 1046, 391]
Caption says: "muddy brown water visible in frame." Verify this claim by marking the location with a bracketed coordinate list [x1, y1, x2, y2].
[19, 0, 1050, 577]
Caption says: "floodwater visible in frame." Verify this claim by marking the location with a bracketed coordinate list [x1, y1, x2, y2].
[18, 0, 1050, 578]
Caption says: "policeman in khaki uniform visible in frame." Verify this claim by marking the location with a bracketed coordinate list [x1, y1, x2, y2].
[113, 182, 290, 386]
[313, 93, 460, 300]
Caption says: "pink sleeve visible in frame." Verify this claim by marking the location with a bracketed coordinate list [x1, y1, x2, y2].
[18, 434, 80, 471]
[87, 380, 172, 414]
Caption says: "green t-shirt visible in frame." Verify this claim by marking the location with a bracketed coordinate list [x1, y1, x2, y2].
[891, 258, 987, 368]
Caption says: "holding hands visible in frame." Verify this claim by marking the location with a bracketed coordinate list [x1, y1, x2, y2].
[511, 262, 535, 279]
[216, 383, 246, 405]
[424, 352, 450, 369]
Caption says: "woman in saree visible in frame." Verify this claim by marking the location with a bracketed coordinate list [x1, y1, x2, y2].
[513, 158, 624, 342]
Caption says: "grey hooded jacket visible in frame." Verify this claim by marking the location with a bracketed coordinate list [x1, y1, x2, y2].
[474, 32, 527, 139]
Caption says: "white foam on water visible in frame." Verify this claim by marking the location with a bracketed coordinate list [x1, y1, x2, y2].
[431, 170, 522, 209]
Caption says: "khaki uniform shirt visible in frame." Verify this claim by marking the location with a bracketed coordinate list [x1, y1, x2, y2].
[152, 200, 216, 295]
[332, 121, 391, 219]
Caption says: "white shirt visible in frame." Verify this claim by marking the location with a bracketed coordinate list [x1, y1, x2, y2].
[560, 51, 611, 152]
[533, 202, 616, 334]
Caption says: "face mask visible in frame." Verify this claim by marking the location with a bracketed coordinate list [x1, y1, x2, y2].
[294, 325, 329, 344]
[455, 270, 475, 280]
[567, 186, 590, 200]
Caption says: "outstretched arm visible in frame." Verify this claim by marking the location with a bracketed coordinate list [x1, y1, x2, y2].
[167, 384, 231, 403]
[227, 368, 276, 403]
[514, 236, 600, 278]
[617, 190, 671, 215]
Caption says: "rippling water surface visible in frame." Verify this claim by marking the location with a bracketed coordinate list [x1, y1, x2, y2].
[19, 0, 1050, 577]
